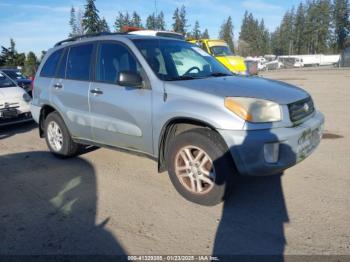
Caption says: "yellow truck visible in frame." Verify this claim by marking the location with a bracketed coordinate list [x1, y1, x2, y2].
[189, 39, 247, 75]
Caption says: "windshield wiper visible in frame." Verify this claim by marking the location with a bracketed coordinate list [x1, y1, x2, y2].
[209, 72, 233, 77]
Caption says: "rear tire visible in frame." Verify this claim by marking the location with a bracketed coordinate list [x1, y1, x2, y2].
[44, 111, 80, 158]
[166, 128, 236, 206]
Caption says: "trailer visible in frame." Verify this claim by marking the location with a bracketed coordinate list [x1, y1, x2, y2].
[297, 55, 340, 67]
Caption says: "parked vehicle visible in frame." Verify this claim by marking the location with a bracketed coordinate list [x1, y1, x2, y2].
[189, 39, 248, 75]
[0, 71, 32, 126]
[1, 68, 33, 96]
[278, 56, 304, 68]
[265, 59, 284, 70]
[31, 33, 324, 205]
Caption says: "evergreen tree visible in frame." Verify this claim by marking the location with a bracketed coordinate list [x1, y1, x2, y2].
[82, 0, 101, 34]
[219, 16, 235, 52]
[191, 21, 201, 40]
[239, 12, 261, 55]
[24, 52, 38, 77]
[294, 3, 307, 54]
[0, 39, 25, 67]
[156, 11, 166, 30]
[114, 12, 131, 32]
[202, 28, 210, 38]
[99, 17, 110, 32]
[69, 6, 78, 37]
[333, 0, 350, 51]
[172, 5, 187, 34]
[146, 13, 156, 29]
[131, 11, 142, 28]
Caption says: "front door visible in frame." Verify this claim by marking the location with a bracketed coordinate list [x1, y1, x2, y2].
[89, 41, 153, 155]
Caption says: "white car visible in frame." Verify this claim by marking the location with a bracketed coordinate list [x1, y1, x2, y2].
[0, 71, 32, 126]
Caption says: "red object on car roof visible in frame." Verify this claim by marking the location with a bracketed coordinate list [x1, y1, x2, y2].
[122, 26, 143, 33]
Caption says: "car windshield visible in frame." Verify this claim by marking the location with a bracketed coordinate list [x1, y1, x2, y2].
[2, 70, 27, 80]
[210, 45, 234, 56]
[0, 72, 16, 88]
[133, 39, 232, 81]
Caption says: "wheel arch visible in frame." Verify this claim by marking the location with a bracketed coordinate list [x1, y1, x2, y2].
[38, 104, 59, 138]
[157, 117, 231, 172]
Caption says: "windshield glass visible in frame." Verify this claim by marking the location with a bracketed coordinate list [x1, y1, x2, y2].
[2, 70, 27, 80]
[210, 45, 233, 56]
[133, 39, 232, 81]
[0, 72, 16, 88]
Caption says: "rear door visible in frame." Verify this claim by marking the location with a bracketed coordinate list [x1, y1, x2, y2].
[89, 41, 153, 155]
[51, 43, 94, 140]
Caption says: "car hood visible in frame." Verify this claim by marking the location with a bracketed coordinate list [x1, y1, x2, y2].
[0, 86, 26, 100]
[165, 76, 309, 105]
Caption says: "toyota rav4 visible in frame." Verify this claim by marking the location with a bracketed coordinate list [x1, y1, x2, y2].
[31, 33, 324, 205]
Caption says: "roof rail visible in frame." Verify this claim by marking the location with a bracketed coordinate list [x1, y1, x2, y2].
[54, 32, 125, 47]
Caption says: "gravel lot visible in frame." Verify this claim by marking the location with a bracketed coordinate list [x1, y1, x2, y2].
[0, 68, 349, 256]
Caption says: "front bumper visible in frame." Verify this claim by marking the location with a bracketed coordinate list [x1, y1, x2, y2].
[0, 111, 32, 126]
[218, 111, 325, 176]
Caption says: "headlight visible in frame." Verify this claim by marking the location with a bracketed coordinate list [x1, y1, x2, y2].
[23, 92, 32, 102]
[224, 97, 282, 122]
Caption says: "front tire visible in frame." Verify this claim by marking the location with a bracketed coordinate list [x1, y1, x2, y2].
[44, 112, 80, 158]
[167, 128, 236, 206]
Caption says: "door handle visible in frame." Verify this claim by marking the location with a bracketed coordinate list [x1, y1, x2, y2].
[53, 83, 63, 89]
[90, 88, 103, 95]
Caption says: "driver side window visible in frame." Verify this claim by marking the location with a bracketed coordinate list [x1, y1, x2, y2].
[96, 42, 141, 84]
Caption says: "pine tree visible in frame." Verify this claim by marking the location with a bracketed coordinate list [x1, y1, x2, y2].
[202, 28, 210, 38]
[69, 6, 78, 37]
[82, 0, 101, 34]
[172, 5, 187, 34]
[219, 16, 235, 52]
[333, 0, 350, 51]
[131, 11, 142, 28]
[146, 13, 156, 29]
[114, 12, 131, 32]
[294, 3, 306, 54]
[99, 17, 110, 32]
[192, 21, 201, 40]
[156, 11, 166, 30]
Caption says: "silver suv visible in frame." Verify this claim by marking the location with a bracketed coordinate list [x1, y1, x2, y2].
[31, 33, 324, 205]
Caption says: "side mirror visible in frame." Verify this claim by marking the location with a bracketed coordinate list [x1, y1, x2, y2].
[118, 71, 143, 88]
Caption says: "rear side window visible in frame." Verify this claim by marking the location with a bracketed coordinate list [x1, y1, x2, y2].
[40, 49, 63, 77]
[66, 44, 93, 81]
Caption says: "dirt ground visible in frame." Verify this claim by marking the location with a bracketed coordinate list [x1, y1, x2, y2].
[0, 68, 349, 256]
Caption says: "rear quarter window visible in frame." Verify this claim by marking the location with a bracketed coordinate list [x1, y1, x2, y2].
[40, 49, 63, 77]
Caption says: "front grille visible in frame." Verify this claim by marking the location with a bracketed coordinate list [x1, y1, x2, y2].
[0, 102, 19, 110]
[288, 97, 315, 123]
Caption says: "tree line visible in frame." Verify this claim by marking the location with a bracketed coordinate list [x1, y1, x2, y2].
[69, 0, 213, 40]
[240, 0, 349, 56]
[0, 39, 44, 76]
[1, 0, 348, 73]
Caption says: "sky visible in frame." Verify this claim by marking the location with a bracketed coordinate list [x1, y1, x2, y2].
[0, 0, 302, 55]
